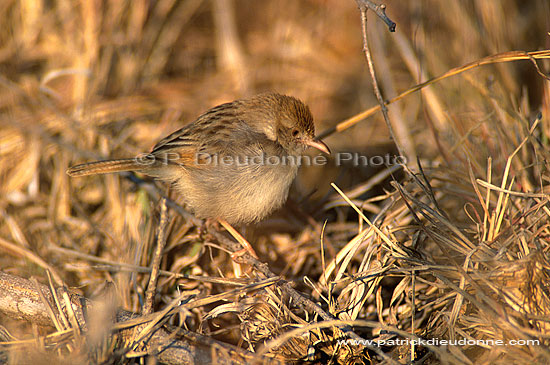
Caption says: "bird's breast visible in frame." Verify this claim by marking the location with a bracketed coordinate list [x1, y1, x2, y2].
[166, 152, 300, 224]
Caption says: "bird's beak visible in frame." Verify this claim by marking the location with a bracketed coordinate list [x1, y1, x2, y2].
[305, 138, 331, 154]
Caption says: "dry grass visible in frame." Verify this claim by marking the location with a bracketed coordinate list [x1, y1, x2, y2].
[1, 0, 550, 363]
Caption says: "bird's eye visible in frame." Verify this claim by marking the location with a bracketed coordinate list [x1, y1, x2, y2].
[291, 129, 299, 137]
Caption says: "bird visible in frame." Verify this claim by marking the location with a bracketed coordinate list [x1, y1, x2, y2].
[67, 93, 330, 227]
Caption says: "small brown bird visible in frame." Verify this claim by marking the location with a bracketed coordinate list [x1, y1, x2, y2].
[68, 93, 330, 225]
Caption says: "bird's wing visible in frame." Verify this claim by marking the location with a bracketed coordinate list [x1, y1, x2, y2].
[150, 105, 278, 167]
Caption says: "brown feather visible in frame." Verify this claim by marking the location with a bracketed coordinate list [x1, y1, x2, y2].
[66, 158, 144, 177]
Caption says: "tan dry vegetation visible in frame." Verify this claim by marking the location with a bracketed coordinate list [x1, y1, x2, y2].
[1, 0, 550, 364]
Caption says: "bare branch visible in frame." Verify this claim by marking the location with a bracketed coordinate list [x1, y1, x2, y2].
[143, 198, 169, 315]
[355, 0, 396, 32]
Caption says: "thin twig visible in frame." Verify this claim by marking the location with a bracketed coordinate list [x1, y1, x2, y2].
[355, 0, 396, 32]
[143, 198, 169, 315]
[355, 0, 406, 159]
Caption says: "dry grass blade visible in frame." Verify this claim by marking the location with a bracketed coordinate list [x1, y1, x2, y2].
[0, 237, 64, 286]
[317, 50, 550, 139]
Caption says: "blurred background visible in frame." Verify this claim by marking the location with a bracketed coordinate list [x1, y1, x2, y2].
[1, 0, 549, 362]
[2, 0, 547, 218]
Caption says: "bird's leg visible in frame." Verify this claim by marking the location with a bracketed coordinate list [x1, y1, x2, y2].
[217, 219, 259, 260]
[197, 220, 208, 239]
[199, 218, 222, 238]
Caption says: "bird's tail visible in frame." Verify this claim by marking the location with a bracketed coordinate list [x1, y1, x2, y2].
[67, 158, 145, 177]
